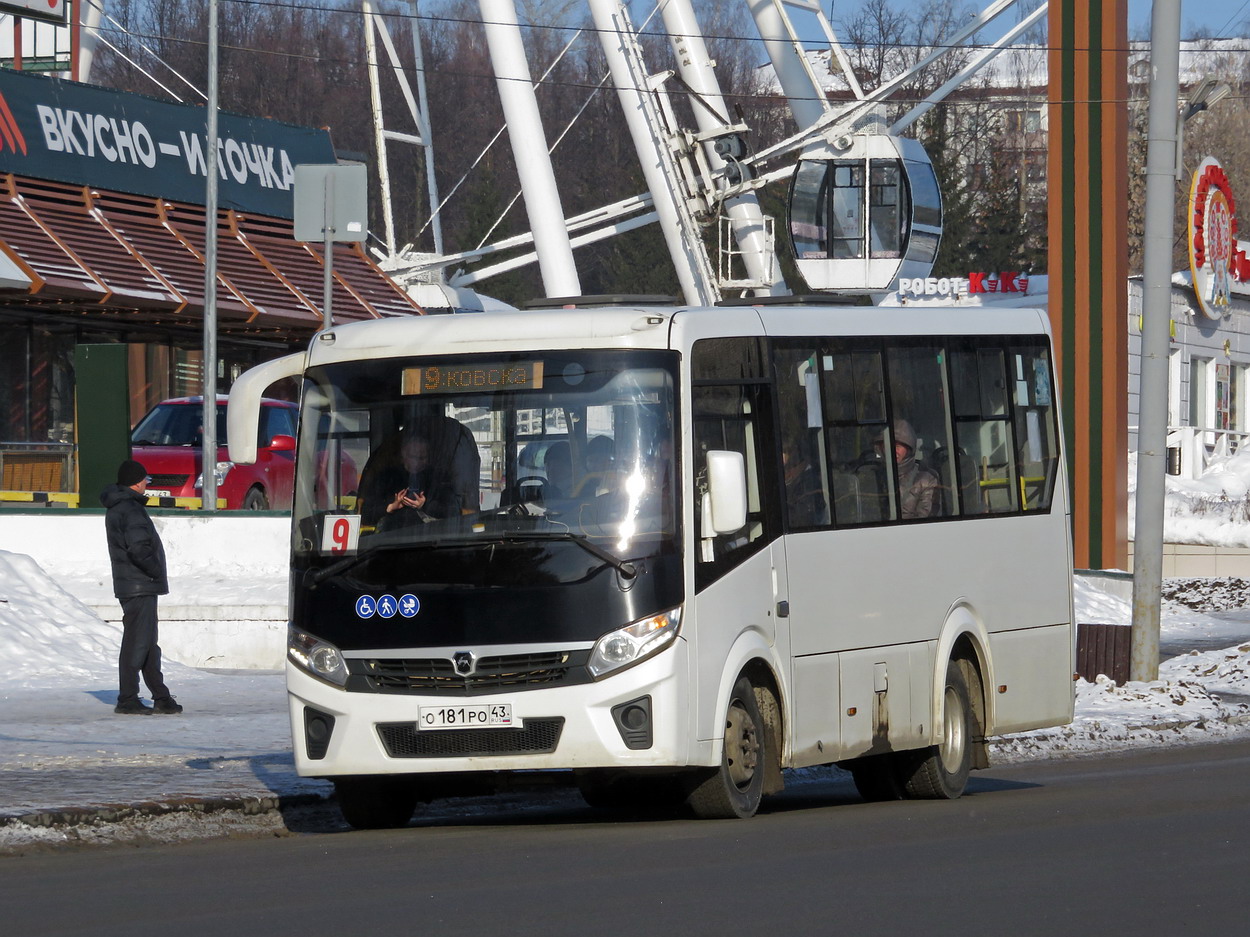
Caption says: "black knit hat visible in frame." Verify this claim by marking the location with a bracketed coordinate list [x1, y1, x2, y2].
[117, 459, 148, 486]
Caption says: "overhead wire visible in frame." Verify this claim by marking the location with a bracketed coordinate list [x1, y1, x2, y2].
[81, 12, 1229, 115]
[73, 0, 1250, 266]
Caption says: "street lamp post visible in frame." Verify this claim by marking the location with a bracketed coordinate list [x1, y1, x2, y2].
[1131, 3, 1230, 682]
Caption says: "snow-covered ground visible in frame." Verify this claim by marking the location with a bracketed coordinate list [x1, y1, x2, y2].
[3, 453, 1250, 850]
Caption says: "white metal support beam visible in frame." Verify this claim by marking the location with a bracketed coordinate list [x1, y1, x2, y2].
[661, 0, 784, 294]
[362, 0, 445, 258]
[480, 0, 581, 297]
[589, 0, 719, 306]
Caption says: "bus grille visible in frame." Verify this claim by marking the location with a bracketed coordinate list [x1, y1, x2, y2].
[347, 651, 592, 696]
[376, 718, 565, 758]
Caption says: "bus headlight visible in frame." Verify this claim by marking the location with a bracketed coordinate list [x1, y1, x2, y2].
[288, 628, 348, 687]
[588, 607, 682, 679]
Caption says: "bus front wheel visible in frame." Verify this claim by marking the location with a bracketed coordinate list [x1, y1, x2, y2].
[901, 660, 977, 799]
[334, 776, 418, 830]
[688, 676, 766, 819]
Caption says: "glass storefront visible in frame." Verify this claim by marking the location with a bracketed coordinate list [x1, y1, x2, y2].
[0, 310, 297, 493]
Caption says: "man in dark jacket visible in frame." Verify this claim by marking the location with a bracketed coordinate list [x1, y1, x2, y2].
[101, 459, 182, 715]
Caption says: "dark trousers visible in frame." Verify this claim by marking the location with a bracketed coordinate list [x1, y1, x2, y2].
[118, 594, 170, 703]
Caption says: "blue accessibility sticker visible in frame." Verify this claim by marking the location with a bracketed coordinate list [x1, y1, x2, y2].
[376, 594, 399, 619]
[355, 595, 376, 618]
[398, 594, 420, 618]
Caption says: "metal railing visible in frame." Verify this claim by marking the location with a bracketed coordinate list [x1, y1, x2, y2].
[1160, 426, 1250, 480]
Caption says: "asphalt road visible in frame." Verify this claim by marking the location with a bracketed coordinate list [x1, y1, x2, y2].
[4, 740, 1248, 937]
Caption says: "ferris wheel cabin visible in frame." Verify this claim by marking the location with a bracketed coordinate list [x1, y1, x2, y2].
[788, 134, 943, 294]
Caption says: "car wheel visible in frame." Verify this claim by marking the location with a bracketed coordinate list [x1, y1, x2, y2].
[242, 488, 269, 510]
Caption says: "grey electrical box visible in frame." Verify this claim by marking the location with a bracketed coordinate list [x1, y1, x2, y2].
[293, 164, 368, 243]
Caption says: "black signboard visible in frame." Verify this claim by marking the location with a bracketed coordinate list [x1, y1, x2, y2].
[0, 70, 336, 218]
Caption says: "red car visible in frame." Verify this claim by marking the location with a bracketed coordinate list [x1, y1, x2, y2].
[129, 396, 300, 510]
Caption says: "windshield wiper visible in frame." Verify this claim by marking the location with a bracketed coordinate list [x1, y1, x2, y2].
[307, 529, 638, 586]
[306, 538, 453, 586]
[499, 531, 637, 580]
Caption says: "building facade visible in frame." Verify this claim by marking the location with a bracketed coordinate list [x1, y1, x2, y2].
[0, 71, 422, 497]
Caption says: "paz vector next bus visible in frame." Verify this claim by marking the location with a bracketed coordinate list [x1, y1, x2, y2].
[227, 299, 1074, 828]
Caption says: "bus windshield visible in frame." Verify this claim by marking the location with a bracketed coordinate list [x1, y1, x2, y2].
[293, 349, 679, 583]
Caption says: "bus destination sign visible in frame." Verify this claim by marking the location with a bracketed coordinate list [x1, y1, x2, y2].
[402, 362, 545, 396]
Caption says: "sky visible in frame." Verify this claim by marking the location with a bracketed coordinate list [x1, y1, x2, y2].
[820, 1, 1250, 39]
[1128, 0, 1250, 37]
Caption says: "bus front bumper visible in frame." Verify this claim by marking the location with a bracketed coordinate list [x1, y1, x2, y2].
[286, 639, 694, 778]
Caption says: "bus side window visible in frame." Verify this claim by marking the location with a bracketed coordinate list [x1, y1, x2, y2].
[692, 383, 770, 582]
[773, 344, 830, 529]
[949, 344, 1018, 514]
[821, 343, 896, 525]
[886, 344, 958, 519]
[1010, 345, 1060, 511]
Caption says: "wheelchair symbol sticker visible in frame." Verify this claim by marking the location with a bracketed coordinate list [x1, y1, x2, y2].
[355, 595, 376, 618]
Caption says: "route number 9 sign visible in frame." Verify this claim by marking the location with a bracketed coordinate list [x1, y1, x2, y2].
[321, 515, 361, 554]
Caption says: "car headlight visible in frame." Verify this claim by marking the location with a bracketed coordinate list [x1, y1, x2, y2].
[195, 461, 234, 487]
[288, 628, 348, 687]
[588, 607, 682, 679]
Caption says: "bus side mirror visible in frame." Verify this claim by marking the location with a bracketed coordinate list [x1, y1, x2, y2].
[227, 352, 305, 464]
[703, 450, 747, 535]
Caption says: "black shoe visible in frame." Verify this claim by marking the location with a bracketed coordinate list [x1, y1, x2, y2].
[153, 697, 183, 715]
[115, 699, 153, 715]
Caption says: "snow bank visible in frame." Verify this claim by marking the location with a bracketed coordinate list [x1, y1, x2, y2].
[0, 550, 119, 687]
[1130, 448, 1250, 547]
[0, 515, 290, 670]
[0, 514, 289, 607]
[994, 643, 1250, 761]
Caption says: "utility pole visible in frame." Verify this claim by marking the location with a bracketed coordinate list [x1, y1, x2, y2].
[1131, 0, 1182, 681]
[200, 0, 219, 513]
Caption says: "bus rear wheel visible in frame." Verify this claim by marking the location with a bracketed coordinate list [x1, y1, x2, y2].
[334, 776, 418, 830]
[688, 676, 766, 819]
[900, 660, 977, 800]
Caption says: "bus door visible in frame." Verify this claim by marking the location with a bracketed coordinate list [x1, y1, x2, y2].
[771, 341, 844, 766]
[690, 339, 784, 749]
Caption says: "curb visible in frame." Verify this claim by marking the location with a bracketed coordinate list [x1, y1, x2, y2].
[0, 791, 328, 833]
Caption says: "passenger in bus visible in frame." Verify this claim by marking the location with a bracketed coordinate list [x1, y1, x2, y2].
[362, 418, 479, 526]
[880, 418, 940, 519]
[586, 435, 615, 474]
[568, 435, 617, 498]
[377, 433, 441, 523]
[543, 441, 573, 499]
